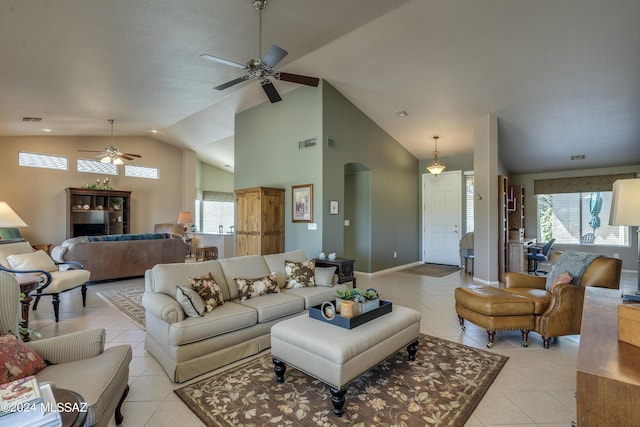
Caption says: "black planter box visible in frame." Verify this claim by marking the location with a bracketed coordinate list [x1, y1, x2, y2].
[309, 300, 392, 329]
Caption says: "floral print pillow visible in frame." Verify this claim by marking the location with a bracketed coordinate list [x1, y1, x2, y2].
[284, 259, 316, 289]
[189, 272, 225, 312]
[235, 273, 280, 301]
[0, 334, 47, 383]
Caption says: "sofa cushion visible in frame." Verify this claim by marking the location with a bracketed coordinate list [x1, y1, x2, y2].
[7, 250, 57, 273]
[235, 274, 280, 301]
[168, 302, 257, 346]
[284, 284, 349, 309]
[239, 292, 305, 323]
[0, 334, 47, 383]
[263, 249, 308, 288]
[284, 259, 316, 288]
[189, 273, 225, 312]
[176, 286, 205, 317]
[148, 261, 231, 301]
[315, 266, 336, 287]
[219, 255, 271, 300]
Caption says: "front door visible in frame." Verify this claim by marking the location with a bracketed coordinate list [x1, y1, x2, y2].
[422, 171, 462, 265]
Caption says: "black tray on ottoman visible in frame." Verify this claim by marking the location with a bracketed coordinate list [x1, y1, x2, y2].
[308, 300, 392, 329]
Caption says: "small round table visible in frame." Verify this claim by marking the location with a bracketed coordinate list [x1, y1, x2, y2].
[54, 388, 88, 427]
[17, 275, 42, 342]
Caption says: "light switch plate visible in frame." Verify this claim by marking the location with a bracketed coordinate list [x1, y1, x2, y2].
[344, 219, 350, 226]
[308, 223, 317, 230]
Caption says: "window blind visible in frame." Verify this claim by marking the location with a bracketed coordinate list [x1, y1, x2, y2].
[533, 173, 636, 195]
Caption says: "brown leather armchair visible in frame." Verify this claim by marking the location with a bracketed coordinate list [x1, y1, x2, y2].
[503, 256, 621, 348]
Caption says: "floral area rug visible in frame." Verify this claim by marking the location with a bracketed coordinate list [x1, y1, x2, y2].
[399, 263, 461, 278]
[174, 334, 508, 426]
[97, 286, 145, 330]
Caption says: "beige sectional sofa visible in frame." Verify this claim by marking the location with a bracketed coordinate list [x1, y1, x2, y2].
[142, 249, 349, 382]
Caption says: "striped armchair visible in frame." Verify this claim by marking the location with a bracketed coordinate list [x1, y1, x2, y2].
[0, 272, 132, 426]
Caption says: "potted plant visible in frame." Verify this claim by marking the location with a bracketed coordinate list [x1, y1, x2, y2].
[335, 288, 379, 316]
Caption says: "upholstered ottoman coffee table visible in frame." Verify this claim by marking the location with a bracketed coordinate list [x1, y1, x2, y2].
[455, 284, 535, 348]
[271, 305, 421, 417]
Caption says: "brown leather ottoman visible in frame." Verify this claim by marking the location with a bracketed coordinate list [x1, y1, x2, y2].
[455, 285, 535, 348]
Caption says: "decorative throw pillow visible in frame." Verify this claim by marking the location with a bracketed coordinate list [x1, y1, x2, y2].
[546, 271, 574, 292]
[315, 266, 336, 287]
[176, 286, 205, 317]
[235, 273, 280, 301]
[7, 251, 57, 274]
[0, 334, 47, 383]
[189, 272, 225, 312]
[284, 259, 316, 288]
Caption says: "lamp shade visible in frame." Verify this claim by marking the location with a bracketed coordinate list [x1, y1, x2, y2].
[0, 202, 28, 227]
[609, 178, 640, 226]
[177, 211, 194, 225]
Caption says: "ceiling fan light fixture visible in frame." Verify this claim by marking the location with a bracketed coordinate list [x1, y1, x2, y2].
[427, 136, 446, 176]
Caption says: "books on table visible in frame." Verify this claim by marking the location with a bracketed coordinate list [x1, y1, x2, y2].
[0, 376, 61, 427]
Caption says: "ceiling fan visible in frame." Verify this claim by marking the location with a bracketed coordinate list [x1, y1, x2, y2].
[200, 0, 319, 103]
[78, 119, 142, 165]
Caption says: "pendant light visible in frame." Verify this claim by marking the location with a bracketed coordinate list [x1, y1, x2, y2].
[426, 135, 446, 176]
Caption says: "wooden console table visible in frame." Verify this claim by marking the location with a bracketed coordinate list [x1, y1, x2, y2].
[576, 287, 640, 426]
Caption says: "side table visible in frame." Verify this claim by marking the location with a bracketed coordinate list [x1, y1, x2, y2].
[54, 388, 88, 427]
[17, 275, 42, 342]
[315, 258, 356, 288]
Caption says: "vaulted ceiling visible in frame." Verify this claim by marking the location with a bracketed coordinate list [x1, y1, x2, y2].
[1, 0, 639, 174]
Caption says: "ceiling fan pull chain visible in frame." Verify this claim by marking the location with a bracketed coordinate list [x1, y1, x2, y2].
[258, 7, 263, 59]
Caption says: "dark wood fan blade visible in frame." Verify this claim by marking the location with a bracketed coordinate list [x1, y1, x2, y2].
[120, 155, 135, 161]
[261, 79, 282, 103]
[122, 153, 142, 158]
[278, 72, 319, 87]
[200, 54, 247, 69]
[214, 76, 249, 90]
[262, 45, 288, 68]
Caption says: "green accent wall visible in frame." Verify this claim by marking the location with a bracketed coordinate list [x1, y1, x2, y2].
[235, 80, 419, 272]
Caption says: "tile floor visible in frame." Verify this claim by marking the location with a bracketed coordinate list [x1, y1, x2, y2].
[27, 267, 636, 427]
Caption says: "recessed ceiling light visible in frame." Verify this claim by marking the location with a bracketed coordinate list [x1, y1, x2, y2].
[40, 128, 52, 132]
[150, 129, 158, 134]
[394, 110, 409, 118]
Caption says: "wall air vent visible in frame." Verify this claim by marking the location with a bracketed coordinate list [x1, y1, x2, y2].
[298, 138, 317, 149]
[328, 138, 338, 149]
[570, 154, 586, 160]
[22, 117, 43, 122]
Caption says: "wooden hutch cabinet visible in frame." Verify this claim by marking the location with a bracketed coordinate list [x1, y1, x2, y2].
[235, 187, 284, 256]
[65, 188, 131, 238]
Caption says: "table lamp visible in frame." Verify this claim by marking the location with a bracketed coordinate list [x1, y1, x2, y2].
[609, 178, 640, 294]
[177, 211, 194, 233]
[0, 202, 28, 240]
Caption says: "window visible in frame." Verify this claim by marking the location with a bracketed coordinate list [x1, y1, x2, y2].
[537, 191, 629, 246]
[465, 173, 474, 234]
[77, 159, 118, 175]
[19, 151, 68, 170]
[124, 165, 159, 179]
[200, 191, 235, 233]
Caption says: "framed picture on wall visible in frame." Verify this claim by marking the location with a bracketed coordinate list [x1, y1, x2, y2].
[292, 184, 313, 223]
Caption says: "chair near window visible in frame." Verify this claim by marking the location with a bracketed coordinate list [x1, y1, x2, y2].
[580, 233, 596, 244]
[527, 238, 556, 275]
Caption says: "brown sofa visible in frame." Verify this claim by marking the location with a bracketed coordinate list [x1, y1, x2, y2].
[52, 233, 188, 282]
[456, 255, 622, 348]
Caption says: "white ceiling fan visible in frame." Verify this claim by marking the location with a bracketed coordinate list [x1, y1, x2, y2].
[78, 119, 142, 165]
[200, 0, 319, 103]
